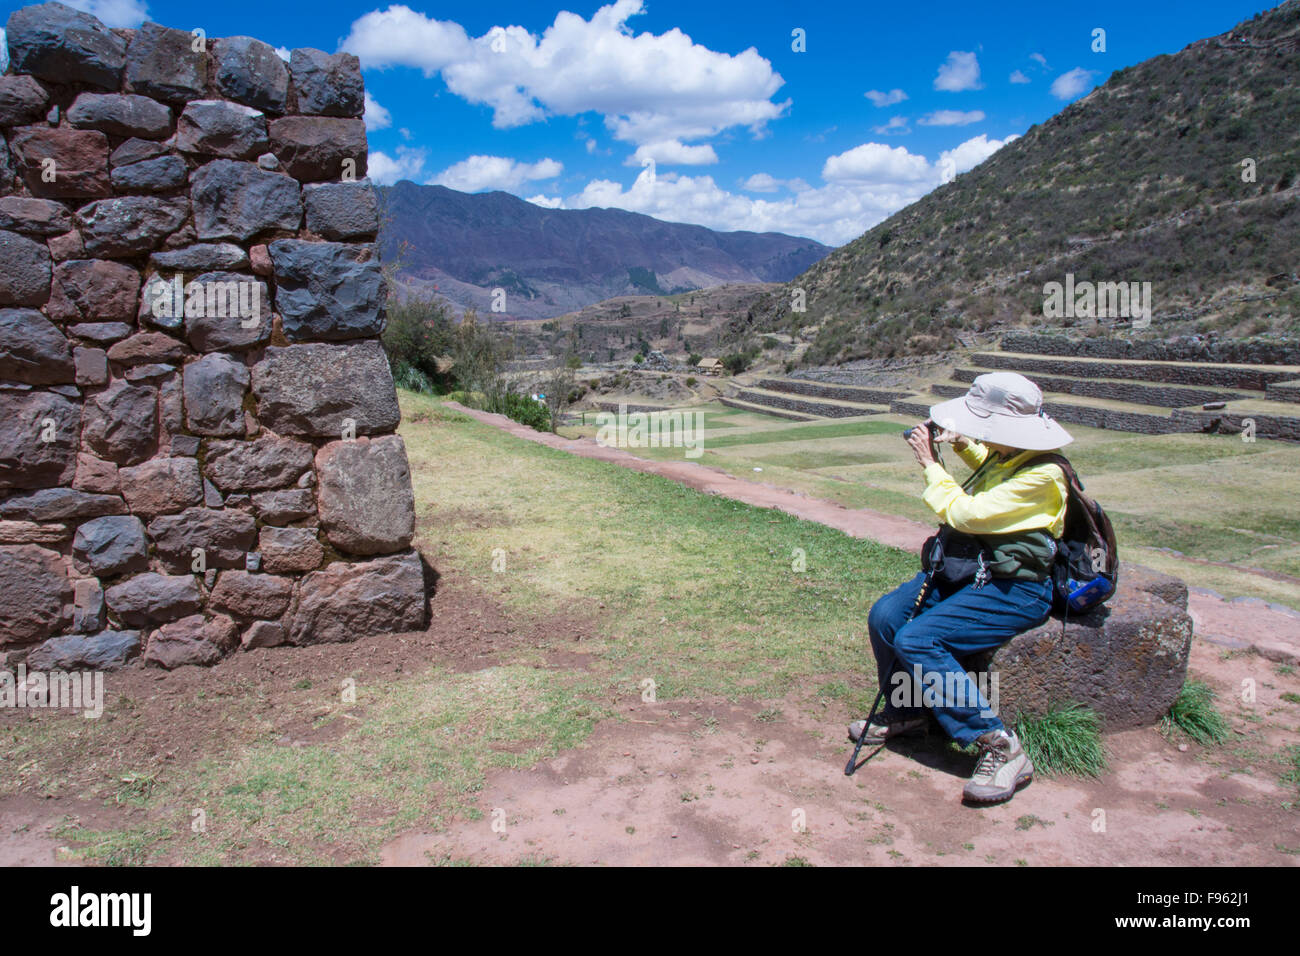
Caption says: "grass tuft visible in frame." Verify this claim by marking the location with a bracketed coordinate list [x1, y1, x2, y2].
[1161, 679, 1229, 745]
[1015, 703, 1107, 778]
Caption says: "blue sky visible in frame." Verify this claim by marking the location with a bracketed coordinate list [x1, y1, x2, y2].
[2, 0, 1279, 243]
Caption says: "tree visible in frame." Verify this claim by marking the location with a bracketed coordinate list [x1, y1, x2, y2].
[542, 351, 577, 434]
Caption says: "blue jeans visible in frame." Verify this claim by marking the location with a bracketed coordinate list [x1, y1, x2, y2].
[867, 572, 1053, 745]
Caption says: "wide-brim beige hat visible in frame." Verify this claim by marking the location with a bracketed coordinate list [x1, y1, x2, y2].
[928, 372, 1072, 451]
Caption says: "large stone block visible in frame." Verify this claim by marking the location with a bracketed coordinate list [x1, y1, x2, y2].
[150, 243, 249, 272]
[26, 629, 140, 670]
[0, 543, 71, 644]
[0, 487, 124, 521]
[81, 380, 158, 465]
[204, 432, 314, 492]
[976, 567, 1194, 730]
[209, 570, 292, 619]
[290, 550, 425, 644]
[189, 159, 301, 241]
[214, 36, 289, 113]
[71, 514, 148, 576]
[269, 240, 384, 341]
[289, 48, 364, 117]
[148, 507, 258, 571]
[251, 342, 400, 438]
[0, 308, 72, 383]
[0, 75, 51, 126]
[181, 272, 271, 351]
[315, 435, 415, 555]
[0, 196, 72, 236]
[119, 456, 204, 517]
[75, 196, 189, 258]
[111, 155, 188, 193]
[144, 613, 237, 669]
[51, 259, 141, 324]
[251, 487, 313, 524]
[125, 21, 209, 103]
[104, 571, 201, 626]
[267, 116, 366, 181]
[0, 392, 80, 492]
[182, 352, 249, 436]
[176, 100, 269, 159]
[303, 181, 380, 239]
[5, 2, 127, 89]
[0, 230, 51, 306]
[67, 92, 172, 139]
[258, 525, 323, 573]
[106, 331, 187, 366]
[6, 126, 110, 199]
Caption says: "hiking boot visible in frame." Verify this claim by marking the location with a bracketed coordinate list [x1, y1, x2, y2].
[847, 714, 927, 745]
[963, 729, 1033, 803]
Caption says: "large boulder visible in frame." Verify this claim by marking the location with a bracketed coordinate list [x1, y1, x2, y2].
[5, 2, 127, 89]
[6, 126, 110, 198]
[302, 181, 379, 240]
[144, 613, 238, 669]
[268, 240, 384, 341]
[75, 196, 189, 258]
[104, 572, 201, 626]
[147, 507, 258, 571]
[213, 36, 289, 113]
[181, 272, 271, 351]
[189, 159, 301, 241]
[0, 75, 51, 127]
[0, 543, 71, 644]
[315, 435, 415, 555]
[118, 456, 204, 517]
[125, 21, 209, 103]
[976, 566, 1194, 730]
[67, 92, 172, 139]
[0, 230, 52, 306]
[204, 432, 313, 491]
[81, 380, 158, 465]
[182, 352, 249, 436]
[176, 100, 269, 159]
[267, 116, 366, 181]
[290, 550, 425, 644]
[51, 259, 141, 324]
[0, 391, 80, 490]
[258, 525, 323, 573]
[0, 196, 72, 236]
[0, 308, 72, 383]
[71, 514, 149, 576]
[208, 570, 293, 619]
[26, 629, 140, 670]
[289, 48, 364, 117]
[251, 341, 400, 438]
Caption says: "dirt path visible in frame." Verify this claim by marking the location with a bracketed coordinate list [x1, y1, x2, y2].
[448, 403, 1300, 663]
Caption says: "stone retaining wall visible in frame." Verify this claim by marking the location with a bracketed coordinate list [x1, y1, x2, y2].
[0, 3, 428, 670]
[972, 351, 1296, 391]
[1001, 331, 1300, 367]
[729, 388, 878, 419]
[754, 377, 905, 405]
[717, 396, 811, 421]
[953, 367, 1249, 407]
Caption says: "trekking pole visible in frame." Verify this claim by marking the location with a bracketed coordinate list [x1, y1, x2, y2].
[844, 562, 939, 777]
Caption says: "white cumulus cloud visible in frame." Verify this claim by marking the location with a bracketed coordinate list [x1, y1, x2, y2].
[865, 88, 907, 107]
[939, 133, 1018, 176]
[872, 116, 910, 135]
[1009, 69, 1030, 84]
[934, 51, 983, 92]
[822, 142, 932, 185]
[919, 109, 985, 126]
[431, 155, 563, 192]
[628, 140, 718, 167]
[1051, 67, 1096, 101]
[65, 0, 149, 28]
[363, 91, 392, 131]
[367, 146, 427, 185]
[341, 1, 787, 154]
[526, 195, 565, 208]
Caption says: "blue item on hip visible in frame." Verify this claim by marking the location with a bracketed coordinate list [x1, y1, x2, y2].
[1066, 575, 1113, 613]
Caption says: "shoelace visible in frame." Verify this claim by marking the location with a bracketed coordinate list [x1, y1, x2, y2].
[974, 742, 1009, 778]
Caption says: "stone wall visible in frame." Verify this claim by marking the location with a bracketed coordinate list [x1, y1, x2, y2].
[0, 3, 428, 670]
[1001, 331, 1300, 367]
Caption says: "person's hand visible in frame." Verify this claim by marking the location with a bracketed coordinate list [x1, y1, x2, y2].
[932, 425, 967, 450]
[907, 422, 937, 468]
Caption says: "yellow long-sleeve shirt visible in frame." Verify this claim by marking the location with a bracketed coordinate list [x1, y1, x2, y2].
[921, 441, 1068, 538]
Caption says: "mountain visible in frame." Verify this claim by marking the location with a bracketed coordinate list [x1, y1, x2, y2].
[751, 0, 1300, 366]
[377, 182, 830, 320]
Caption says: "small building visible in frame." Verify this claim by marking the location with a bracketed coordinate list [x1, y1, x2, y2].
[696, 357, 723, 376]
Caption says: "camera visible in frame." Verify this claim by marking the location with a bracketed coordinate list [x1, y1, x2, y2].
[903, 421, 939, 441]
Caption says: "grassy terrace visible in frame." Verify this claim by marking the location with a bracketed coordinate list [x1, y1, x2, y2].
[1, 392, 913, 865]
[567, 401, 1300, 607]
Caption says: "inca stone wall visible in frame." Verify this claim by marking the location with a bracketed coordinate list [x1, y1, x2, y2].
[0, 3, 428, 670]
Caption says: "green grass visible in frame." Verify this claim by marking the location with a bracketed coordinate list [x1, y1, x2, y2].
[1161, 679, 1230, 746]
[1014, 704, 1107, 778]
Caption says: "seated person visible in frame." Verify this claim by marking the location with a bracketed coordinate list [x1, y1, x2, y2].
[849, 372, 1072, 804]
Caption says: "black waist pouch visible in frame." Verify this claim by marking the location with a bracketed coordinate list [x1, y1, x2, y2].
[921, 529, 993, 588]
